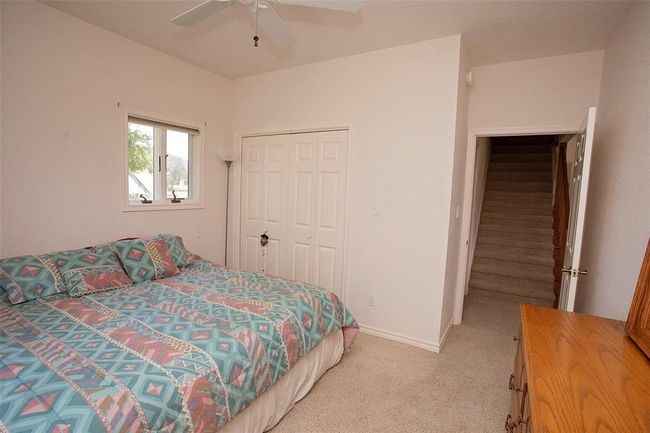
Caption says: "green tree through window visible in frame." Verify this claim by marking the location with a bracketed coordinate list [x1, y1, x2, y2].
[128, 127, 153, 173]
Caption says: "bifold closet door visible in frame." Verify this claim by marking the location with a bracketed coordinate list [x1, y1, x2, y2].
[286, 130, 348, 297]
[240, 130, 348, 298]
[240, 134, 289, 277]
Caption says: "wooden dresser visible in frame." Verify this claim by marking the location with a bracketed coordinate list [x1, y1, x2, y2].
[506, 304, 650, 433]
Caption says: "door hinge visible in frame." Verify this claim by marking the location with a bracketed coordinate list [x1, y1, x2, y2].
[562, 267, 589, 277]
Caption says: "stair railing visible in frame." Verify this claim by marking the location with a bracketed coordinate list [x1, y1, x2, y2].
[552, 140, 570, 307]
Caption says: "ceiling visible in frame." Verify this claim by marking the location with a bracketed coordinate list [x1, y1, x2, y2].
[42, 0, 634, 79]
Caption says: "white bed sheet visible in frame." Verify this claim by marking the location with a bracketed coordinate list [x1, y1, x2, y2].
[221, 329, 344, 433]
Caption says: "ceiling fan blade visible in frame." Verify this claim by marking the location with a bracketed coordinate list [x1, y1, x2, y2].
[171, 0, 232, 26]
[273, 0, 363, 12]
[252, 1, 295, 48]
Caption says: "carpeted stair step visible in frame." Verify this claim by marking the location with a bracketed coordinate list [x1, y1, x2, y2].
[491, 143, 552, 154]
[474, 243, 553, 266]
[483, 191, 553, 204]
[479, 223, 553, 236]
[487, 170, 552, 182]
[481, 214, 552, 229]
[481, 200, 552, 216]
[489, 152, 552, 163]
[472, 257, 554, 283]
[469, 287, 554, 308]
[486, 180, 553, 192]
[490, 161, 552, 172]
[469, 271, 555, 301]
[477, 231, 553, 251]
[481, 212, 552, 224]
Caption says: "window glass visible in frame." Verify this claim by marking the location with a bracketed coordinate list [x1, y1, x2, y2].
[166, 130, 190, 199]
[127, 122, 154, 201]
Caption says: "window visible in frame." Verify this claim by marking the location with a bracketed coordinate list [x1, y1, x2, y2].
[125, 112, 202, 210]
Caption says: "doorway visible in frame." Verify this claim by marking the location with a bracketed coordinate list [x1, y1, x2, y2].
[453, 124, 585, 324]
[465, 135, 568, 307]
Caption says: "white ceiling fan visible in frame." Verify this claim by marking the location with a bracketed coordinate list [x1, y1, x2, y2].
[171, 0, 364, 48]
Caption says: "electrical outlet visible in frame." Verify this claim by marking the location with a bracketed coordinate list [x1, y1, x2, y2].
[367, 293, 375, 307]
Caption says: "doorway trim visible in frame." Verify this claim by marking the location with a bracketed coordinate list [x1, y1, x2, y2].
[453, 123, 582, 325]
[229, 122, 353, 303]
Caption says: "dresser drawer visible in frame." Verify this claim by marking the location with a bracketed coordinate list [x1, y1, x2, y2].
[506, 329, 534, 433]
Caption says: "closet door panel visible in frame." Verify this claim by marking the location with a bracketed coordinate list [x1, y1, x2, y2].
[292, 242, 311, 283]
[240, 137, 265, 273]
[287, 133, 319, 283]
[261, 135, 289, 277]
[313, 130, 348, 297]
[316, 246, 336, 290]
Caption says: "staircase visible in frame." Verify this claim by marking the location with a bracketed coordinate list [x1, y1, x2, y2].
[468, 137, 556, 306]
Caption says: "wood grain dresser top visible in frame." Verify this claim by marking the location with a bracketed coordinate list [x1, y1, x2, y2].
[520, 304, 650, 433]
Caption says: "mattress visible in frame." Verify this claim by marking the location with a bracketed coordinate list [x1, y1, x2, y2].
[0, 259, 357, 433]
[222, 330, 343, 433]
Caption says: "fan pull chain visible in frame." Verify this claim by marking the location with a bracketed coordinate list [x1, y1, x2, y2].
[253, 0, 260, 47]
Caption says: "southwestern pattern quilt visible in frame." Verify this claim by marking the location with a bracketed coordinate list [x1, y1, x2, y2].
[0, 259, 358, 433]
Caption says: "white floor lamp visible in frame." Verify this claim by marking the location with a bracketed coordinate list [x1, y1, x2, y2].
[218, 149, 241, 267]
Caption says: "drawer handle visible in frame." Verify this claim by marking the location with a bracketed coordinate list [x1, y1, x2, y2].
[504, 414, 515, 432]
[508, 374, 521, 392]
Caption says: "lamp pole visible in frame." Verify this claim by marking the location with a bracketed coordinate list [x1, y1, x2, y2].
[219, 148, 240, 268]
[224, 159, 233, 267]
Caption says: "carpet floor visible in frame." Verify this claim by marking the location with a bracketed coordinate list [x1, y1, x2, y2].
[269, 293, 521, 433]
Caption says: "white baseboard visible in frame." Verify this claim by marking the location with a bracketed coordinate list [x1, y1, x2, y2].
[358, 323, 440, 353]
[438, 319, 454, 351]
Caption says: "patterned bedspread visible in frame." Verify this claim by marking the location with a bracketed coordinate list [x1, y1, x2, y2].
[0, 260, 358, 433]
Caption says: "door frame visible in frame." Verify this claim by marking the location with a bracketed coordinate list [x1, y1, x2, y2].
[229, 123, 353, 303]
[453, 123, 582, 325]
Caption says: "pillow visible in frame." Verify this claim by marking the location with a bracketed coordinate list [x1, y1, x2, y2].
[0, 254, 65, 304]
[94, 235, 194, 268]
[92, 242, 115, 255]
[51, 249, 132, 297]
[147, 234, 194, 268]
[113, 239, 179, 283]
[0, 288, 9, 305]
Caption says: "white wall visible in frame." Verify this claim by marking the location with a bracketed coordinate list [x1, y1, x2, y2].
[440, 37, 470, 340]
[465, 137, 490, 294]
[468, 51, 604, 131]
[1, 1, 232, 261]
[231, 37, 463, 350]
[575, 2, 650, 320]
[0, 2, 3, 258]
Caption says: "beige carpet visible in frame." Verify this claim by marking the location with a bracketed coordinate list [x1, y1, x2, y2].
[270, 293, 520, 433]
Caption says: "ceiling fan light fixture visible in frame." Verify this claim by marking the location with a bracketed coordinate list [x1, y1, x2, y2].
[171, 0, 364, 48]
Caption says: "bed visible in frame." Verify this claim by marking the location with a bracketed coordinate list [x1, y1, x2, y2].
[0, 246, 358, 433]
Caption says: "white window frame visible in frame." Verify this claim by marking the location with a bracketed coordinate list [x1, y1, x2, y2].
[121, 105, 204, 212]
